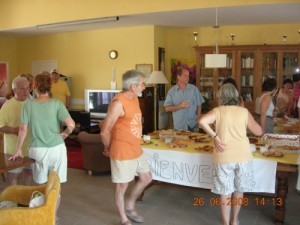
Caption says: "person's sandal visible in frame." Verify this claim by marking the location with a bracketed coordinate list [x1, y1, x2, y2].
[125, 209, 144, 223]
[120, 220, 132, 225]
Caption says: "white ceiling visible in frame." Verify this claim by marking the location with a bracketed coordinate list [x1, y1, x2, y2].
[1, 3, 300, 36]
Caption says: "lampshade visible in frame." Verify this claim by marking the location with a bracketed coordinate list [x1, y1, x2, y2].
[146, 71, 168, 84]
[205, 54, 227, 68]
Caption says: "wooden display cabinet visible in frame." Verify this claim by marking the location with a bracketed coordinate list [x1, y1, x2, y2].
[138, 86, 155, 134]
[195, 46, 236, 104]
[195, 45, 300, 112]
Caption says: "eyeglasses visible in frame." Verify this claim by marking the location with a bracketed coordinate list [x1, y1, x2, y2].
[16, 87, 30, 91]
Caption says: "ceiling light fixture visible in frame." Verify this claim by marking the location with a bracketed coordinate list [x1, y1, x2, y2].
[205, 3, 227, 68]
[36, 16, 119, 29]
[282, 35, 287, 44]
[230, 33, 236, 45]
[193, 32, 199, 46]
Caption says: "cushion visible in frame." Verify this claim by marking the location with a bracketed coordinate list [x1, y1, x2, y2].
[0, 201, 17, 208]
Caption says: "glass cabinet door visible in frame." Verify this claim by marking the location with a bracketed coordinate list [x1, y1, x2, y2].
[262, 52, 278, 81]
[282, 52, 298, 80]
[218, 54, 233, 88]
[199, 53, 214, 100]
[240, 52, 254, 102]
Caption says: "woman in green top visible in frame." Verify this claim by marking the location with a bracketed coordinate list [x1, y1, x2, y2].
[11, 74, 75, 184]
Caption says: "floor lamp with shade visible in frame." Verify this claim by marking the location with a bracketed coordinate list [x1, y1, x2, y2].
[146, 71, 168, 130]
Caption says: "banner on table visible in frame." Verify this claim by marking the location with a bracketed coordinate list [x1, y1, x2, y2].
[143, 148, 277, 193]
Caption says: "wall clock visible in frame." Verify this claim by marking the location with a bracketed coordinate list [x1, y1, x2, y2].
[109, 50, 118, 59]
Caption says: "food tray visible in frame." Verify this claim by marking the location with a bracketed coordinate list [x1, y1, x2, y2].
[159, 131, 176, 142]
[254, 151, 283, 158]
[263, 133, 300, 154]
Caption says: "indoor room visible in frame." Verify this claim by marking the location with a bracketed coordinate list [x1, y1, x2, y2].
[0, 1, 300, 225]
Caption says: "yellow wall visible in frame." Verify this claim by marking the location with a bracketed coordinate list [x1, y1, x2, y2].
[6, 23, 300, 110]
[154, 26, 167, 70]
[1, 0, 300, 109]
[1, 0, 295, 29]
[164, 23, 300, 79]
[0, 36, 18, 84]
[17, 26, 154, 108]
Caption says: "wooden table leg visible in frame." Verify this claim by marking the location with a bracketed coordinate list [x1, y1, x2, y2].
[275, 171, 289, 225]
[1, 173, 5, 182]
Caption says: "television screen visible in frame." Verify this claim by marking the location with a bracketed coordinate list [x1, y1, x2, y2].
[84, 89, 121, 119]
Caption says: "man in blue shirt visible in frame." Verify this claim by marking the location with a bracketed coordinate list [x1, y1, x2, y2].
[164, 67, 204, 131]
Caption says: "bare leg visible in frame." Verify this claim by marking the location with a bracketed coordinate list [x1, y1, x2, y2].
[220, 194, 231, 225]
[23, 169, 33, 186]
[115, 182, 130, 223]
[125, 172, 152, 211]
[7, 172, 18, 185]
[230, 192, 243, 225]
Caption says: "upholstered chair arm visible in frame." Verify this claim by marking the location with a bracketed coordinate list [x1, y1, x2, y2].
[0, 185, 46, 205]
[78, 131, 102, 144]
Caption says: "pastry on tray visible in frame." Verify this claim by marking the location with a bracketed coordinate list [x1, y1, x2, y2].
[140, 139, 152, 145]
[194, 145, 214, 152]
[262, 149, 283, 157]
[248, 137, 259, 144]
[274, 145, 299, 151]
[147, 131, 160, 139]
[167, 142, 188, 148]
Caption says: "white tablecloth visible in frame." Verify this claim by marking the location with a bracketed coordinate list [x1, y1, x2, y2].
[143, 148, 277, 193]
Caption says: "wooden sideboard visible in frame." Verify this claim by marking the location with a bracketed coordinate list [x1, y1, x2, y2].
[138, 86, 155, 134]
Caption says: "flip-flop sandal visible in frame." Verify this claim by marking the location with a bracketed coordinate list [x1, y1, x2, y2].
[125, 209, 144, 223]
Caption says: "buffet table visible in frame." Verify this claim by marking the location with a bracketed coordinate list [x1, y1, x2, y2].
[274, 117, 299, 134]
[141, 133, 299, 225]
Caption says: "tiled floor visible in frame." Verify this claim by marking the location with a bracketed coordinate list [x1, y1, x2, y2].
[1, 168, 299, 225]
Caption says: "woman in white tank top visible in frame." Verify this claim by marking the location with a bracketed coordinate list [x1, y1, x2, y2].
[254, 77, 277, 133]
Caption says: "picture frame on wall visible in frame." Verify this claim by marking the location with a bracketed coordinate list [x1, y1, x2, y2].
[135, 64, 153, 82]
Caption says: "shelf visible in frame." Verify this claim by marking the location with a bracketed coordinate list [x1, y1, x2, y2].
[195, 44, 300, 112]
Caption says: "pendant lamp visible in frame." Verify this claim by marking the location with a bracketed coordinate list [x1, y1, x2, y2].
[205, 5, 227, 68]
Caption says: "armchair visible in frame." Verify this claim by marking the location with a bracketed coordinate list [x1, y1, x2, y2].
[77, 131, 111, 175]
[0, 171, 60, 225]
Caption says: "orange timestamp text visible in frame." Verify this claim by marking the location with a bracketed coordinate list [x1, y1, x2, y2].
[193, 197, 283, 207]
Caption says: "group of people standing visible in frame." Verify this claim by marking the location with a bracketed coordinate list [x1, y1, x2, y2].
[100, 67, 298, 225]
[1, 65, 298, 225]
[0, 70, 74, 221]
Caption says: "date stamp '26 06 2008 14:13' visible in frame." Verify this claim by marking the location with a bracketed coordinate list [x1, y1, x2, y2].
[193, 197, 284, 207]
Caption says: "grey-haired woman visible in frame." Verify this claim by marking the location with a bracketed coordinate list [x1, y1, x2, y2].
[199, 83, 263, 225]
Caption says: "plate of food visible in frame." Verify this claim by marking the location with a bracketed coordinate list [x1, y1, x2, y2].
[254, 149, 284, 158]
[192, 136, 212, 143]
[147, 131, 160, 139]
[249, 137, 259, 144]
[140, 140, 153, 145]
[194, 145, 214, 152]
[273, 145, 300, 154]
[167, 142, 188, 149]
